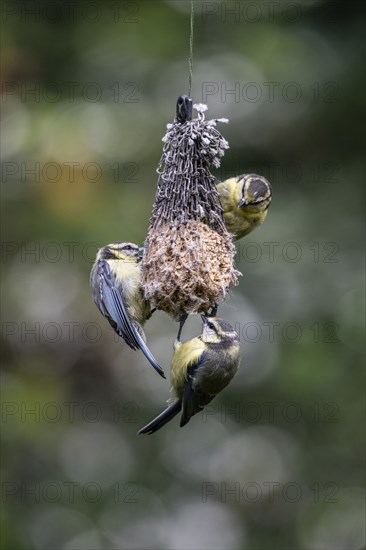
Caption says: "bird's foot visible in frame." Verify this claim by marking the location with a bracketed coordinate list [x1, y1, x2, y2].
[176, 313, 188, 342]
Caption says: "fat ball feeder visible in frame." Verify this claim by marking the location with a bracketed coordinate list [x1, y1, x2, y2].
[142, 97, 241, 333]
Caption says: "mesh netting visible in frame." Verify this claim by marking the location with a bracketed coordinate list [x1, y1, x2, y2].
[142, 103, 240, 319]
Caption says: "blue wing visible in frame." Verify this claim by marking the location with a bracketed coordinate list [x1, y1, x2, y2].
[180, 352, 213, 427]
[96, 259, 165, 378]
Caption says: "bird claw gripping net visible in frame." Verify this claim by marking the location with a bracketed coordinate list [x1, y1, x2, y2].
[142, 102, 241, 320]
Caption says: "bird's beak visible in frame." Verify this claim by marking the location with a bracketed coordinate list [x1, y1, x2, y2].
[201, 314, 208, 324]
[238, 197, 248, 208]
[139, 246, 145, 253]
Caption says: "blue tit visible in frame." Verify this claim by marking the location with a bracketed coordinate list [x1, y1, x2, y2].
[90, 242, 165, 378]
[216, 173, 272, 240]
[138, 316, 240, 434]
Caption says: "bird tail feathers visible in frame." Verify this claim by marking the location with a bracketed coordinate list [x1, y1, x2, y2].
[138, 401, 182, 435]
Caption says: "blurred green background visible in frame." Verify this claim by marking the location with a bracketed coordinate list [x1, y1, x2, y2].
[1, 0, 365, 549]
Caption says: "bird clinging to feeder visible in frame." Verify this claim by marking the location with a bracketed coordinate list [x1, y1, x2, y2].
[138, 315, 240, 434]
[216, 173, 272, 240]
[90, 242, 165, 378]
[142, 98, 241, 333]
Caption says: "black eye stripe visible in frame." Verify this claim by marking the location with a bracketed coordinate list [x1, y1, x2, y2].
[104, 249, 118, 259]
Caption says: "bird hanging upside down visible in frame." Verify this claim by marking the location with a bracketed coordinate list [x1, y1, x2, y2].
[138, 315, 240, 434]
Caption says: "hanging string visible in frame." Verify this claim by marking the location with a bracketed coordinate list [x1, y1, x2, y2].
[188, 0, 194, 97]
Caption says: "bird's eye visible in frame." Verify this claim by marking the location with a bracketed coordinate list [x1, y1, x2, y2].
[208, 322, 215, 330]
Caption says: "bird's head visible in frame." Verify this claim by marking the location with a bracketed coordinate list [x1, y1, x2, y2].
[238, 174, 272, 211]
[200, 315, 239, 344]
[97, 242, 141, 263]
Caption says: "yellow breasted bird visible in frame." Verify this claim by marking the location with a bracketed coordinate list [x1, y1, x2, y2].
[216, 173, 272, 240]
[138, 316, 240, 434]
[90, 242, 165, 378]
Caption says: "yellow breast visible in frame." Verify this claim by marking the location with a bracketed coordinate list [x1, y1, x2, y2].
[217, 178, 268, 239]
[171, 337, 206, 397]
[108, 260, 150, 324]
